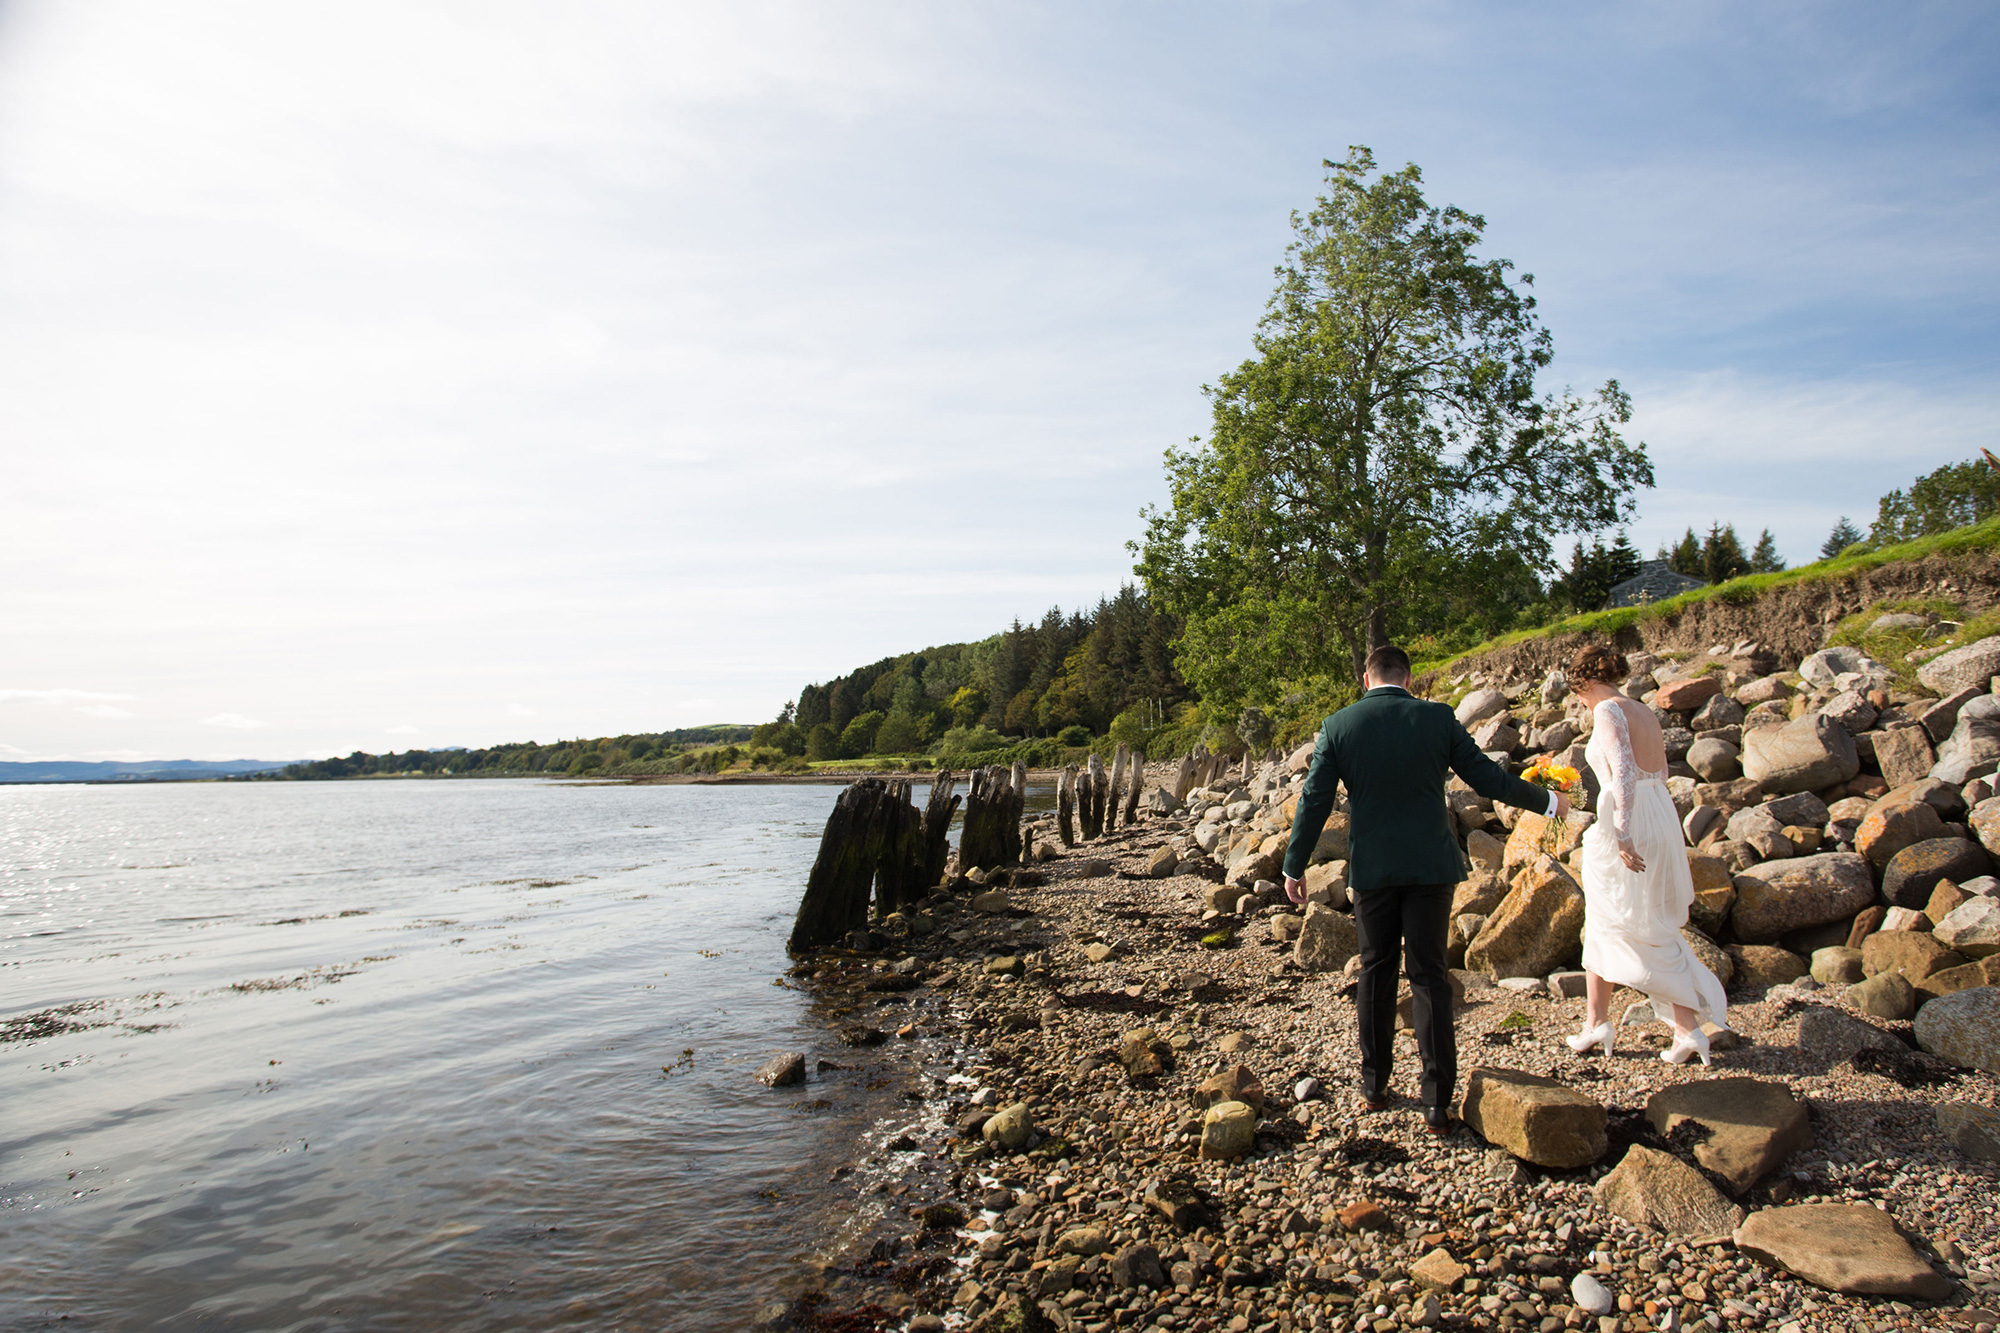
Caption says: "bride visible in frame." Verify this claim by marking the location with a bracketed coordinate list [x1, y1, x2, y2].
[1561, 644, 1729, 1066]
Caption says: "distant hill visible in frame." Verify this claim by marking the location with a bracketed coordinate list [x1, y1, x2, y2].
[0, 758, 296, 784]
[271, 725, 758, 780]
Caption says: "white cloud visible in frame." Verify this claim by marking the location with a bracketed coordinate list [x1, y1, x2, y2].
[676, 700, 718, 713]
[73, 703, 136, 719]
[384, 724, 419, 734]
[0, 688, 137, 705]
[199, 713, 269, 730]
[507, 703, 536, 717]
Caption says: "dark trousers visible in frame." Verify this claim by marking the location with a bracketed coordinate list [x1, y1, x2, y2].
[1352, 881, 1455, 1111]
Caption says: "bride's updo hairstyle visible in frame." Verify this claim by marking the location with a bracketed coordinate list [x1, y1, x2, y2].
[1565, 643, 1629, 694]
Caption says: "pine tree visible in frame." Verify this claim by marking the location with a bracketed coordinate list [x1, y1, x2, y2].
[1607, 532, 1642, 586]
[1821, 517, 1862, 561]
[1748, 529, 1785, 574]
[1669, 528, 1702, 576]
[1702, 523, 1751, 584]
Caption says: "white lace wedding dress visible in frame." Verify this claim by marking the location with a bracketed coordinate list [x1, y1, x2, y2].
[1580, 698, 1728, 1027]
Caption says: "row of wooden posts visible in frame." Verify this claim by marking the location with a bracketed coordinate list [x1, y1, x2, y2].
[785, 743, 1288, 954]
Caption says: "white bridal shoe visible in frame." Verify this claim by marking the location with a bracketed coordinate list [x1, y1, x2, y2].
[1565, 1021, 1616, 1056]
[1661, 1028, 1713, 1067]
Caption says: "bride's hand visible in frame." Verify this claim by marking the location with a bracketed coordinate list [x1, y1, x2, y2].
[1619, 846, 1646, 873]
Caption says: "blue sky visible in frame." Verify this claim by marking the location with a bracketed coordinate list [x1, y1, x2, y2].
[1, 1, 1995, 761]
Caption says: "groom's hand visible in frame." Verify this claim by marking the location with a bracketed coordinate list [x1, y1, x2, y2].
[1284, 875, 1307, 905]
[1552, 793, 1572, 819]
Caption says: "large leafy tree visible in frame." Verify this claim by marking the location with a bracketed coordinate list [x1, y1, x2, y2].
[1136, 148, 1652, 705]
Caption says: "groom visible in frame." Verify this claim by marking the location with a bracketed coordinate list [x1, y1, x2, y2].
[1282, 645, 1569, 1132]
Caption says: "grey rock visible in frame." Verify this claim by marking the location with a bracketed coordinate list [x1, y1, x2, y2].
[1687, 736, 1741, 782]
[1729, 853, 1877, 943]
[1455, 688, 1509, 727]
[1935, 894, 2000, 958]
[1932, 708, 2000, 785]
[1743, 714, 1861, 795]
[1921, 686, 1985, 744]
[1882, 836, 1993, 910]
[1915, 986, 2000, 1072]
[1798, 1007, 1907, 1067]
[755, 1052, 807, 1087]
[1294, 901, 1358, 971]
[1593, 1143, 1746, 1238]
[1937, 1101, 2000, 1162]
[1919, 635, 2000, 696]
[1800, 646, 1886, 690]
[1734, 1204, 1952, 1299]
[1570, 1273, 1614, 1317]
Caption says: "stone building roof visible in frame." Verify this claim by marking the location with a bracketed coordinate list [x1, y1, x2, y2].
[1607, 561, 1706, 609]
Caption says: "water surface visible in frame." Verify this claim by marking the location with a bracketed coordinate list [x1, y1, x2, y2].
[1, 779, 917, 1331]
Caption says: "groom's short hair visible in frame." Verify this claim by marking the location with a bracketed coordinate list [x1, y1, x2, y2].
[1364, 645, 1411, 682]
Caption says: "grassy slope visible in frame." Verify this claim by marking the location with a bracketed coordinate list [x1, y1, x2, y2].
[1416, 518, 2000, 686]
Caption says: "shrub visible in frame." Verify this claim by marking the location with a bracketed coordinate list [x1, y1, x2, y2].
[1056, 724, 1091, 747]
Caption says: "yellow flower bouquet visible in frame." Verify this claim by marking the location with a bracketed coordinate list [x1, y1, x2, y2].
[1520, 757, 1581, 854]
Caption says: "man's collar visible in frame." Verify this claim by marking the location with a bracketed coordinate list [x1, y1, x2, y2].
[1363, 684, 1411, 696]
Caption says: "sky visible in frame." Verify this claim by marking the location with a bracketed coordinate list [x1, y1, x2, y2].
[2, 1, 1996, 763]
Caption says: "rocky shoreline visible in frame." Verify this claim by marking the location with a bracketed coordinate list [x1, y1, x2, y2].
[763, 628, 2000, 1333]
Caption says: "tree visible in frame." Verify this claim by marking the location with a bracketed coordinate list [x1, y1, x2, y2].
[804, 724, 838, 761]
[1821, 517, 1863, 561]
[1136, 148, 1651, 705]
[1664, 528, 1702, 577]
[1551, 532, 1641, 613]
[1871, 457, 2000, 545]
[1748, 529, 1784, 574]
[1701, 523, 1750, 584]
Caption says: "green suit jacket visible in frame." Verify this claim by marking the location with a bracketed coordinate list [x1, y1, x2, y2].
[1282, 686, 1553, 891]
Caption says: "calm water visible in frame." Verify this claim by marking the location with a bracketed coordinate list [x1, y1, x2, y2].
[0, 779, 928, 1331]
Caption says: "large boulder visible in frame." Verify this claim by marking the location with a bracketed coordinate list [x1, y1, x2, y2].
[1656, 675, 1723, 713]
[1729, 854, 1877, 944]
[1592, 1144, 1745, 1238]
[1294, 902, 1358, 972]
[1455, 688, 1509, 727]
[1856, 799, 1948, 869]
[1882, 837, 1993, 909]
[1915, 986, 2000, 1072]
[1800, 646, 1882, 690]
[1502, 811, 1587, 875]
[1810, 946, 1865, 984]
[1686, 736, 1742, 782]
[1798, 1007, 1907, 1067]
[1873, 726, 1938, 791]
[1861, 930, 1965, 981]
[1734, 1205, 1952, 1299]
[1935, 895, 2000, 958]
[1938, 1102, 2000, 1163]
[1645, 1078, 1812, 1194]
[1727, 944, 1809, 990]
[1743, 714, 1860, 795]
[1683, 926, 1735, 989]
[1465, 857, 1586, 980]
[1933, 699, 2000, 784]
[1971, 797, 2000, 861]
[1918, 635, 2000, 696]
[1462, 1067, 1607, 1168]
[1849, 971, 1917, 1020]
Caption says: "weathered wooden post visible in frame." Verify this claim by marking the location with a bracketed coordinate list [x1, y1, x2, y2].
[959, 765, 1025, 871]
[1056, 765, 1077, 847]
[1080, 753, 1108, 839]
[1106, 743, 1128, 832]
[1123, 747, 1145, 825]
[1171, 753, 1197, 801]
[920, 770, 961, 888]
[789, 779, 926, 952]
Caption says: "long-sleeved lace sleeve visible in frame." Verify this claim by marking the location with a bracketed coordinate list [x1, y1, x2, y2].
[1596, 699, 1639, 852]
